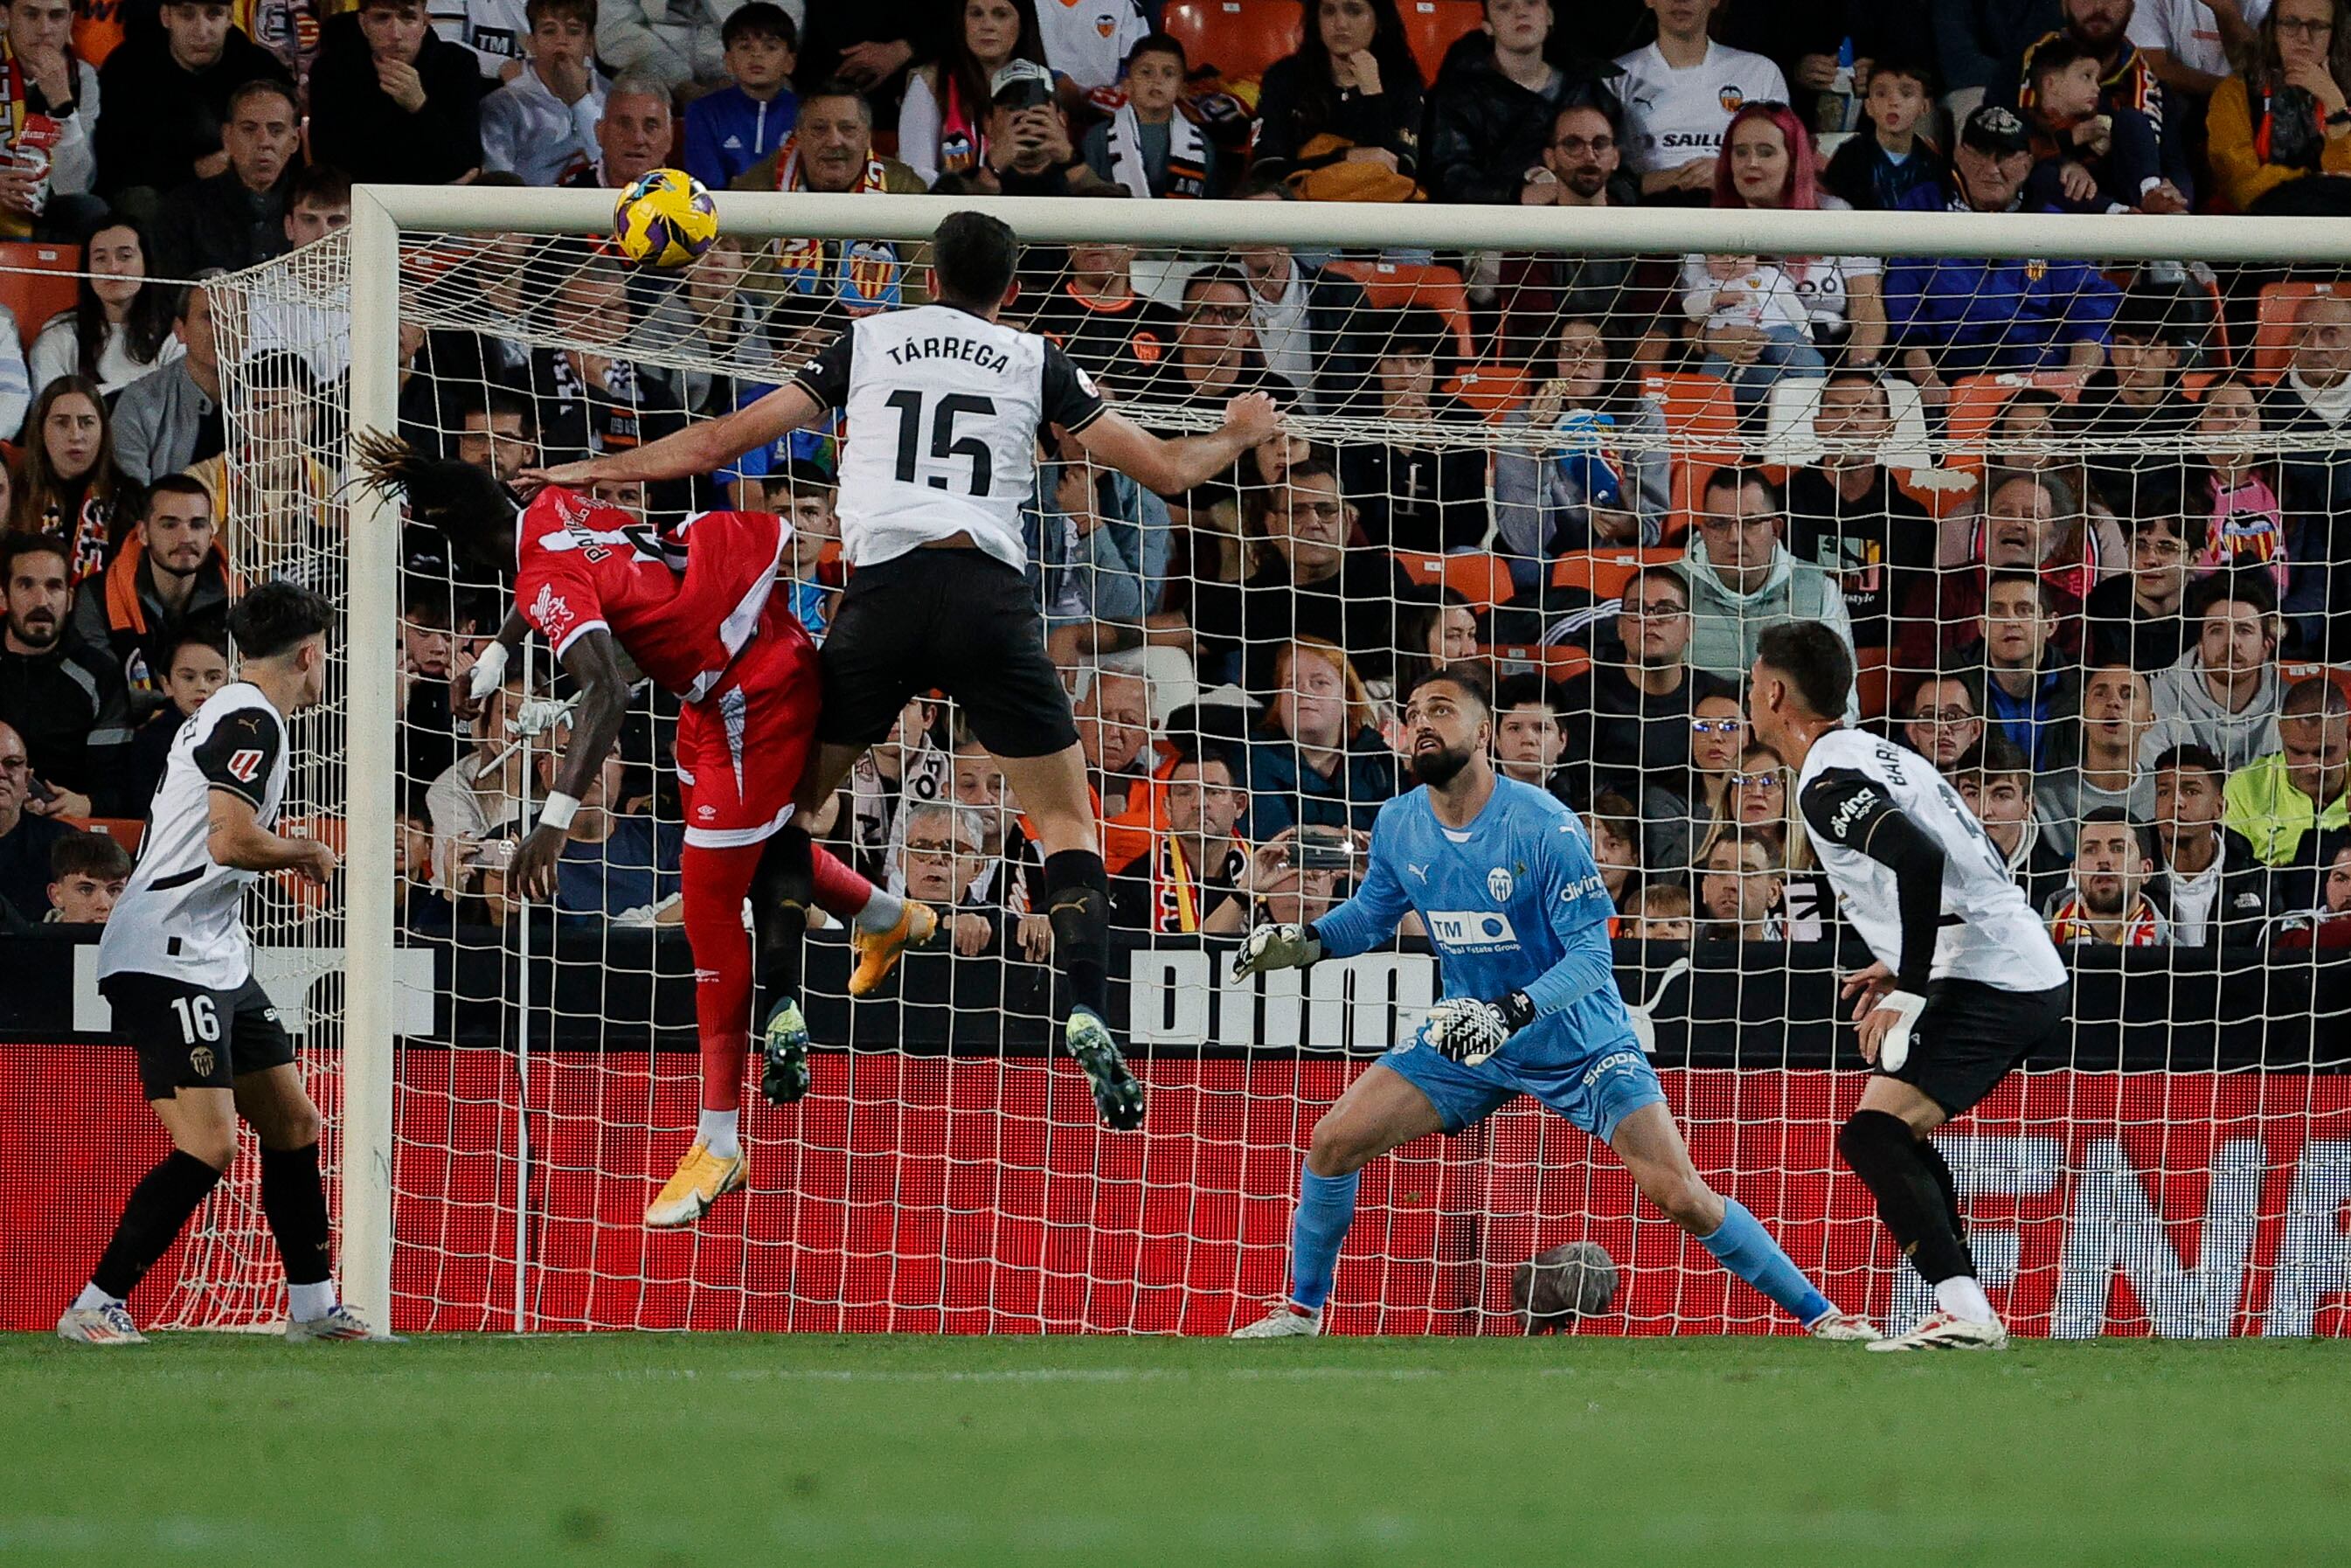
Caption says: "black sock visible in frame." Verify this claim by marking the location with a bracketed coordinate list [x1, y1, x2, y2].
[1911, 1133, 1974, 1272]
[1042, 849, 1110, 1019]
[91, 1149, 225, 1301]
[260, 1141, 333, 1287]
[749, 829, 812, 1016]
[754, 822, 815, 921]
[1836, 1110, 1974, 1285]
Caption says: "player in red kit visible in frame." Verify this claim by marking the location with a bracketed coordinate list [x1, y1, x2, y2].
[357, 436, 936, 1229]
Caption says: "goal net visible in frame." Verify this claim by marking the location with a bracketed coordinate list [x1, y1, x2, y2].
[170, 192, 2351, 1337]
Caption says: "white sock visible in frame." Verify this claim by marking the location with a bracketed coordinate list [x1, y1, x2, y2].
[853, 886, 905, 936]
[697, 1107, 741, 1160]
[74, 1283, 123, 1312]
[1934, 1276, 1997, 1325]
[288, 1280, 337, 1323]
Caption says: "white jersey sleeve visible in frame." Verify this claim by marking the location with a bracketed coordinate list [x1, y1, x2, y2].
[97, 683, 292, 990]
[1796, 728, 2068, 993]
[792, 303, 1106, 573]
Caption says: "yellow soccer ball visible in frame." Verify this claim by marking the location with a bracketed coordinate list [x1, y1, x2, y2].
[611, 168, 718, 269]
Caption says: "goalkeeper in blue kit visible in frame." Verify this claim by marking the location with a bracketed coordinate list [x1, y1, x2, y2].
[1231, 667, 1879, 1341]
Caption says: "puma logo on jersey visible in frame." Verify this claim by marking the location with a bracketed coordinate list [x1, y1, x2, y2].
[225, 748, 263, 783]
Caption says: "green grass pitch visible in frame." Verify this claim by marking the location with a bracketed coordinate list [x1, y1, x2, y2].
[3, 1333, 2345, 1566]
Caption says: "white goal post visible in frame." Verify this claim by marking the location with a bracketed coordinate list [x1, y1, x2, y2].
[316, 185, 2351, 1336]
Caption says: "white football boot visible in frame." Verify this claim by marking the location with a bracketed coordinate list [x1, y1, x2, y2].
[1866, 1311, 2009, 1352]
[56, 1303, 145, 1345]
[1230, 1301, 1324, 1339]
[1807, 1310, 1883, 1343]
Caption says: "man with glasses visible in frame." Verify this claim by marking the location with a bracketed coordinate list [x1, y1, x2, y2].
[1901, 677, 1986, 774]
[1497, 101, 1668, 362]
[1188, 458, 1418, 693]
[1681, 465, 1858, 716]
[1424, 0, 1612, 205]
[0, 719, 73, 921]
[2088, 510, 2204, 673]
[1552, 564, 1732, 805]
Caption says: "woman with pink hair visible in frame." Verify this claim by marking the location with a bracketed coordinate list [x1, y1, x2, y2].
[1678, 101, 1887, 410]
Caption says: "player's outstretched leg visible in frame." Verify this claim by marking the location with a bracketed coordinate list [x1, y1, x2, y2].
[1232, 1065, 1442, 1338]
[1839, 1089, 2008, 1352]
[1609, 1103, 1881, 1342]
[1043, 847, 1144, 1130]
[239, 1065, 392, 1342]
[58, 1091, 236, 1345]
[655, 840, 765, 1228]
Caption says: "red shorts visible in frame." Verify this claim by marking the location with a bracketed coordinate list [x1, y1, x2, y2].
[674, 611, 821, 850]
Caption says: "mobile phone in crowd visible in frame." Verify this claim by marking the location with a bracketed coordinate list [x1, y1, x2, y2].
[1286, 827, 1359, 871]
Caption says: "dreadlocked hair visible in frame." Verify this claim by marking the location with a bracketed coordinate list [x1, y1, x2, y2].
[352, 428, 519, 530]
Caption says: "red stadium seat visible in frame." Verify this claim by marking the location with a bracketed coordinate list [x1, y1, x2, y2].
[0, 241, 81, 353]
[2252, 281, 2346, 384]
[274, 815, 344, 912]
[1397, 549, 1515, 607]
[1854, 646, 1890, 722]
[1400, 0, 1481, 83]
[1321, 260, 1474, 361]
[77, 817, 145, 855]
[1162, 0, 1299, 83]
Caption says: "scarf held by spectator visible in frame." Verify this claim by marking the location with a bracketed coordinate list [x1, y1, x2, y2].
[1105, 102, 1207, 199]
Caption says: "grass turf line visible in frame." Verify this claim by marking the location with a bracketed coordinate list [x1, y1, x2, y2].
[3, 1334, 2344, 1567]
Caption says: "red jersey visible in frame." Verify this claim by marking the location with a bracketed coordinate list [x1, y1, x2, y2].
[512, 489, 790, 702]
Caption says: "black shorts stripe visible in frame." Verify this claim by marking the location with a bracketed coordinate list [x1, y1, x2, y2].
[150, 866, 204, 891]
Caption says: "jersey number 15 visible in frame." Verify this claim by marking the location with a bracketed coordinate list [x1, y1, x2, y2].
[884, 390, 997, 496]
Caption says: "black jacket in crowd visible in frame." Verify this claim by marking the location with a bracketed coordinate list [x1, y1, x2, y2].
[0, 638, 135, 815]
[93, 25, 294, 197]
[151, 167, 293, 277]
[308, 13, 487, 186]
[1420, 32, 1614, 205]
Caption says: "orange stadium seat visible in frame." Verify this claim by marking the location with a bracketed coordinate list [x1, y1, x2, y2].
[79, 817, 145, 855]
[1401, 0, 1481, 82]
[1162, 0, 1300, 82]
[1549, 545, 1686, 600]
[1322, 260, 1474, 360]
[1444, 362, 1529, 420]
[274, 815, 345, 912]
[1396, 549, 1515, 607]
[1854, 646, 1890, 723]
[2252, 281, 2347, 383]
[0, 242, 81, 352]
[1942, 371, 2084, 469]
[1640, 371, 1739, 536]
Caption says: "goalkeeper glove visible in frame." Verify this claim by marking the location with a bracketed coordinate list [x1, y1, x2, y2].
[1422, 992, 1537, 1066]
[467, 639, 510, 703]
[1233, 922, 1321, 980]
[1869, 989, 1927, 1072]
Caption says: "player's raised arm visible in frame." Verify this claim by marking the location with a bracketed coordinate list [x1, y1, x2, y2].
[205, 791, 336, 884]
[520, 378, 829, 490]
[511, 625, 636, 902]
[1071, 392, 1286, 498]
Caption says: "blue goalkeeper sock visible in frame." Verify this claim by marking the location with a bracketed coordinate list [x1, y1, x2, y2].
[1700, 1197, 1834, 1326]
[1288, 1167, 1360, 1312]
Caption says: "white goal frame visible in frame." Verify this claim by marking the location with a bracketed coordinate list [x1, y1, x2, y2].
[337, 185, 2351, 1330]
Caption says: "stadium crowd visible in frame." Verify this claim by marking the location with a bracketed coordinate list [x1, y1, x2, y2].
[0, 0, 2348, 959]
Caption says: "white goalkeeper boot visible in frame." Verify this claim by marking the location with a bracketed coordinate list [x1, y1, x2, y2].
[1230, 1301, 1323, 1339]
[1806, 1309, 1883, 1343]
[1866, 1311, 2008, 1353]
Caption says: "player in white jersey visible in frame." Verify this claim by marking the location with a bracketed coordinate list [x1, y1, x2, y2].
[526, 211, 1283, 1130]
[1750, 622, 2074, 1353]
[59, 583, 387, 1346]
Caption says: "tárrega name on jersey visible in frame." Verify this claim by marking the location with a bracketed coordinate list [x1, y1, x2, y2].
[1798, 727, 2068, 991]
[793, 303, 1105, 573]
[98, 683, 290, 990]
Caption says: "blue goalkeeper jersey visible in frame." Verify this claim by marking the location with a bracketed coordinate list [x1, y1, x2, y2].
[1312, 775, 1637, 1065]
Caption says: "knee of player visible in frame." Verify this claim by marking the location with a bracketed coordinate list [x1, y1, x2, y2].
[175, 1122, 239, 1171]
[1305, 1117, 1375, 1178]
[267, 1097, 325, 1151]
[1643, 1169, 1719, 1232]
[1836, 1109, 1911, 1172]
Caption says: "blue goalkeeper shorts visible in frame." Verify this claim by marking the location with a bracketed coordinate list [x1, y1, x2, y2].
[1376, 1031, 1666, 1145]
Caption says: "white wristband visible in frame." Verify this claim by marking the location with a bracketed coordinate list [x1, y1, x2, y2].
[537, 792, 581, 832]
[467, 639, 510, 700]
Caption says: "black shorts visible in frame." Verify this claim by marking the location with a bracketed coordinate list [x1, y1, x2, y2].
[104, 972, 295, 1101]
[1883, 976, 2072, 1119]
[815, 549, 1079, 760]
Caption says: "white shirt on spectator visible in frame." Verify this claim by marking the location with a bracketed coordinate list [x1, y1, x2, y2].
[28, 311, 184, 402]
[2285, 368, 2351, 428]
[1248, 266, 1311, 400]
[2128, 0, 2271, 80]
[1033, 0, 1148, 91]
[1612, 39, 1788, 175]
[0, 302, 30, 439]
[426, 753, 522, 892]
[480, 64, 607, 185]
[429, 0, 532, 77]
